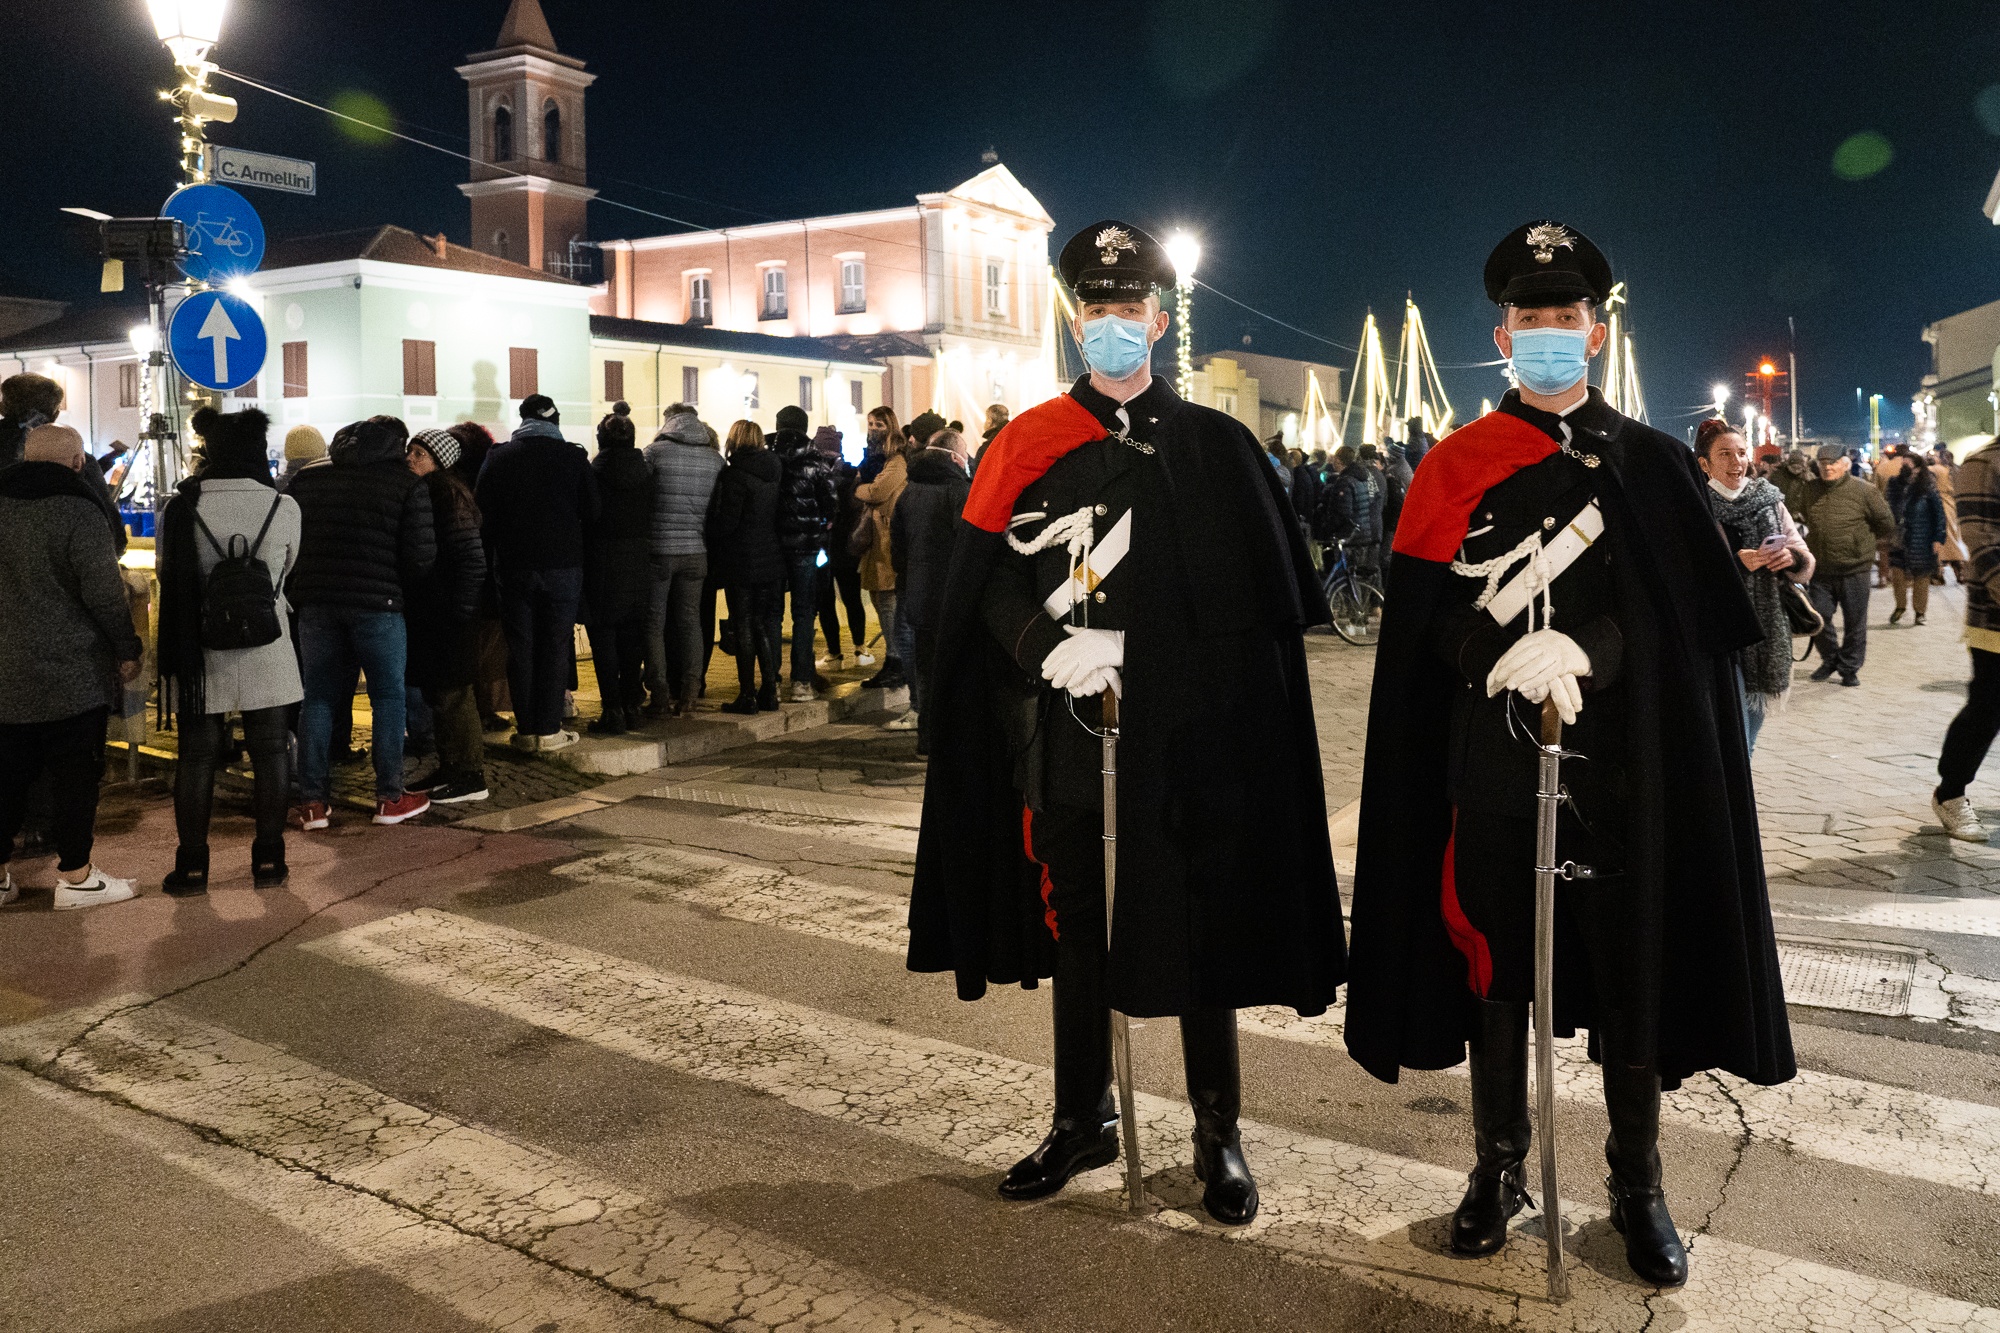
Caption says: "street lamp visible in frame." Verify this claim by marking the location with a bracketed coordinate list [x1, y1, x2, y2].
[1165, 231, 1200, 398]
[1711, 383, 1730, 415]
[148, 0, 236, 186]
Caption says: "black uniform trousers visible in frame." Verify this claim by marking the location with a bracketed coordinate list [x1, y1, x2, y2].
[1026, 802, 1237, 1126]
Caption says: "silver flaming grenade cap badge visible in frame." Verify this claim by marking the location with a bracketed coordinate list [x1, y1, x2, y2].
[1095, 226, 1137, 266]
[1524, 223, 1575, 265]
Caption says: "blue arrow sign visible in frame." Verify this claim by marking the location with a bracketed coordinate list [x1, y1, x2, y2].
[161, 182, 266, 283]
[169, 290, 267, 392]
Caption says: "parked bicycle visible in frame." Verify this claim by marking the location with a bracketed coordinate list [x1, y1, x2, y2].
[1321, 539, 1384, 646]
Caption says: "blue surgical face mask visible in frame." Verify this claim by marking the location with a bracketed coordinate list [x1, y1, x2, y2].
[1507, 326, 1592, 396]
[1080, 314, 1154, 379]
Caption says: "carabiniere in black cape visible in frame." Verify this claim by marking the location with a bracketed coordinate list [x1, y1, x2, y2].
[906, 375, 1347, 1019]
[1344, 388, 1796, 1091]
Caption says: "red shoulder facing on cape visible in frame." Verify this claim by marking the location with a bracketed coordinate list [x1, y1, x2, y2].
[1391, 410, 1559, 563]
[961, 393, 1107, 533]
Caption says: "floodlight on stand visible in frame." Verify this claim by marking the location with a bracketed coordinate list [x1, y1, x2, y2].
[1165, 232, 1201, 284]
[128, 324, 158, 356]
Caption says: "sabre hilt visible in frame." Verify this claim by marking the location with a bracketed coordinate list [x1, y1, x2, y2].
[1540, 696, 1563, 748]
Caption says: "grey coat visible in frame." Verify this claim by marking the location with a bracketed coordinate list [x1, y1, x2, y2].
[188, 478, 304, 713]
[0, 461, 143, 724]
[644, 431, 725, 556]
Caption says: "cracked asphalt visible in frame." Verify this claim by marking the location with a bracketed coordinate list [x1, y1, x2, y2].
[3, 583, 2000, 1330]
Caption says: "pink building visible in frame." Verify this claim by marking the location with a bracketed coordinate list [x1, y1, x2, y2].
[596, 163, 1059, 423]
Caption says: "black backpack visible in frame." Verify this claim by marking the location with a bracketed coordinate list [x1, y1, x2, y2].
[191, 493, 285, 651]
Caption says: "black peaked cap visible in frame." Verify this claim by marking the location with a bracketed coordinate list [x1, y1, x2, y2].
[1484, 220, 1613, 307]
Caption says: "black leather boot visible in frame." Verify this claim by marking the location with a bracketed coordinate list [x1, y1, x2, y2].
[162, 846, 209, 897]
[1183, 1008, 1257, 1225]
[1451, 999, 1533, 1256]
[1001, 935, 1118, 1200]
[251, 837, 288, 888]
[1604, 1058, 1688, 1288]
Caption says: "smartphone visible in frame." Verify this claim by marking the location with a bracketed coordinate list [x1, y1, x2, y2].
[1760, 533, 1788, 553]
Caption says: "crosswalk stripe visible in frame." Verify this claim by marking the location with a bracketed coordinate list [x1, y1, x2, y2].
[643, 782, 924, 828]
[716, 809, 921, 857]
[0, 1062, 672, 1332]
[0, 1001, 1019, 1333]
[307, 908, 2000, 1332]
[560, 843, 2000, 1201]
[1775, 898, 2000, 939]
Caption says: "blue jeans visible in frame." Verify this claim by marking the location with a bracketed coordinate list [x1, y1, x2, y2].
[784, 552, 821, 686]
[299, 606, 408, 802]
[498, 566, 583, 736]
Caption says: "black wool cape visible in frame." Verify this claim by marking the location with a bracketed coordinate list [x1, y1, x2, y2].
[1343, 396, 1796, 1090]
[906, 384, 1347, 1018]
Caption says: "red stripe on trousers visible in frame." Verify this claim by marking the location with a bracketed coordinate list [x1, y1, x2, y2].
[1438, 810, 1494, 998]
[1023, 806, 1059, 941]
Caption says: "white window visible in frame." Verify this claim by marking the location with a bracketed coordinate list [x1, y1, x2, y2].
[687, 273, 712, 325]
[742, 371, 760, 409]
[838, 259, 865, 313]
[985, 258, 1007, 318]
[761, 267, 787, 320]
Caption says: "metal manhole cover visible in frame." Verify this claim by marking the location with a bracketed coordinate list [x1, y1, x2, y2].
[1777, 940, 1916, 1016]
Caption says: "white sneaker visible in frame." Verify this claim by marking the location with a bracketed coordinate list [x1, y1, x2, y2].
[790, 681, 817, 703]
[883, 710, 920, 732]
[53, 868, 137, 911]
[855, 651, 877, 666]
[539, 729, 579, 753]
[0, 871, 17, 907]
[1935, 795, 1990, 842]
[818, 654, 845, 670]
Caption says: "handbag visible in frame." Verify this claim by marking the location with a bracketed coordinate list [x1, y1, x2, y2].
[1782, 579, 1824, 659]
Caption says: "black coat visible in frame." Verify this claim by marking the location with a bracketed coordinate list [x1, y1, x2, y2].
[707, 446, 784, 587]
[286, 427, 435, 613]
[889, 448, 969, 630]
[405, 470, 486, 690]
[907, 377, 1346, 1018]
[476, 424, 600, 573]
[771, 428, 840, 556]
[1344, 390, 1796, 1091]
[586, 441, 655, 620]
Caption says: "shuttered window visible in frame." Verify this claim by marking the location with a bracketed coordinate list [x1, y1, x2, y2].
[118, 362, 140, 408]
[509, 346, 538, 398]
[282, 341, 308, 398]
[849, 380, 863, 413]
[402, 339, 436, 396]
[236, 377, 258, 399]
[604, 359, 625, 402]
[798, 376, 813, 412]
[682, 365, 699, 405]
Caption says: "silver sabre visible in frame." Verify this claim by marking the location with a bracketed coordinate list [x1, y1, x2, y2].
[1534, 698, 1570, 1301]
[1102, 688, 1145, 1212]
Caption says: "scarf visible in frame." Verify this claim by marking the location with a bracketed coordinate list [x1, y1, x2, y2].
[1706, 476, 1792, 699]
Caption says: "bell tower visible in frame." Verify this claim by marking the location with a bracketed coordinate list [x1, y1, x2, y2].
[457, 0, 597, 274]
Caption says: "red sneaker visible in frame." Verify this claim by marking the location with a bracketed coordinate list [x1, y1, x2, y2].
[295, 801, 331, 831]
[372, 792, 431, 825]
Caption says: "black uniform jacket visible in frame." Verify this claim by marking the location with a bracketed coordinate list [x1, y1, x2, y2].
[906, 376, 1346, 1018]
[1344, 389, 1796, 1090]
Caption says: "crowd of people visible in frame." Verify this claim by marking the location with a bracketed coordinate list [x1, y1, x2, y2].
[1256, 422, 1429, 577]
[0, 367, 986, 906]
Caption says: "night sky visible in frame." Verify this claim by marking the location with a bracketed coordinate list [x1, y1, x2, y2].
[11, 1, 2000, 440]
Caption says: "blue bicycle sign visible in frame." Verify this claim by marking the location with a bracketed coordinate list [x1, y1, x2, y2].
[162, 183, 266, 282]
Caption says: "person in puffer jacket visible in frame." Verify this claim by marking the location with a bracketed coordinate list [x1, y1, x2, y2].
[643, 405, 725, 716]
[286, 415, 435, 829]
[404, 428, 489, 806]
[769, 405, 839, 699]
[708, 420, 786, 713]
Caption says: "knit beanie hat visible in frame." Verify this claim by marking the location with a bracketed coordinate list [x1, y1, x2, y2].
[520, 394, 559, 423]
[411, 427, 461, 470]
[284, 424, 327, 462]
[811, 425, 842, 456]
[775, 405, 810, 433]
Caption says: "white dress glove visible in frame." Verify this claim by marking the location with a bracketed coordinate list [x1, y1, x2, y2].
[1485, 629, 1590, 723]
[1042, 626, 1125, 699]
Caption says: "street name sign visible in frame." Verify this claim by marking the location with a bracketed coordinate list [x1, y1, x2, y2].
[168, 290, 267, 393]
[161, 182, 266, 283]
[203, 145, 317, 197]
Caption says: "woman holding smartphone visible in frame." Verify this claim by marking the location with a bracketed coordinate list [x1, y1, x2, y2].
[1697, 417, 1813, 751]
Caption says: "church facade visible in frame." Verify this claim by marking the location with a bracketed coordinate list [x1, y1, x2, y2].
[459, 0, 1062, 425]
